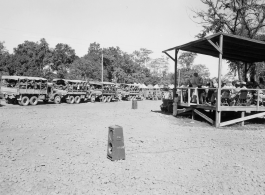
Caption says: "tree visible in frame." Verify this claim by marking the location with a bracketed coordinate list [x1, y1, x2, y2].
[193, 0, 265, 80]
[148, 56, 169, 77]
[132, 48, 153, 67]
[10, 39, 51, 77]
[68, 56, 102, 81]
[0, 41, 10, 76]
[51, 43, 76, 78]
[178, 52, 197, 69]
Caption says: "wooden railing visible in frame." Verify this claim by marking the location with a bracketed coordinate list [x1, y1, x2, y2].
[176, 87, 265, 111]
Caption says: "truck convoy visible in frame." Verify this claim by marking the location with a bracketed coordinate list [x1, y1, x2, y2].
[0, 76, 89, 106]
[0, 75, 147, 106]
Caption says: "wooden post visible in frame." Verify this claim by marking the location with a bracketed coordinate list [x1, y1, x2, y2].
[257, 89, 260, 111]
[192, 109, 195, 120]
[174, 49, 179, 99]
[215, 111, 221, 127]
[241, 112, 245, 126]
[188, 88, 190, 106]
[215, 34, 223, 127]
[178, 69, 180, 87]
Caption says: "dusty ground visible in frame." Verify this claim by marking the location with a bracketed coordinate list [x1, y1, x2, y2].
[1, 99, 265, 195]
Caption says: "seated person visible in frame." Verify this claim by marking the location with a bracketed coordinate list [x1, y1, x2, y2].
[221, 82, 232, 105]
[19, 80, 27, 89]
[27, 80, 35, 89]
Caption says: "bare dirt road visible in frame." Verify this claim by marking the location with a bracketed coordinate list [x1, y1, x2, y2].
[1, 100, 265, 195]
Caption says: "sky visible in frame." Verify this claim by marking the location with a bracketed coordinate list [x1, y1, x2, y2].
[0, 0, 229, 77]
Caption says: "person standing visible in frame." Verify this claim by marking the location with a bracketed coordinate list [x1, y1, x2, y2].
[191, 73, 203, 103]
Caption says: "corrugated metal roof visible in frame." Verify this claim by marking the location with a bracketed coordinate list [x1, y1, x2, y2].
[163, 32, 265, 63]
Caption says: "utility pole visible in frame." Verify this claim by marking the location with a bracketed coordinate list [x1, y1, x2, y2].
[101, 52, 103, 83]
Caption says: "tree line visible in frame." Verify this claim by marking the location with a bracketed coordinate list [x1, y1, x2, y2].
[0, 39, 211, 86]
[0, 40, 176, 85]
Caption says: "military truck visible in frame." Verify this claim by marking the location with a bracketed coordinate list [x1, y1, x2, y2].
[46, 79, 89, 104]
[88, 81, 118, 102]
[101, 82, 119, 102]
[119, 84, 142, 101]
[0, 75, 48, 106]
[88, 81, 103, 102]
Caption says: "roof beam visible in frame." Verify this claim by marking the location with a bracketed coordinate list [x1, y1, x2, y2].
[163, 51, 175, 62]
[207, 39, 222, 54]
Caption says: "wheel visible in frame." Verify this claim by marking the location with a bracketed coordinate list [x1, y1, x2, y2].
[29, 96, 38, 106]
[54, 96, 61, 104]
[118, 95, 122, 101]
[68, 96, 75, 104]
[108, 96, 112, 102]
[20, 96, 30, 106]
[102, 96, 107, 102]
[74, 96, 81, 104]
[103, 96, 108, 103]
[91, 96, 95, 103]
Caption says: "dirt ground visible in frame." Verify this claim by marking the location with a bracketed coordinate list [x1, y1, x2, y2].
[1, 99, 265, 195]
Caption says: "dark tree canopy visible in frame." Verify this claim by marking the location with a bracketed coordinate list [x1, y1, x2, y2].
[193, 0, 265, 81]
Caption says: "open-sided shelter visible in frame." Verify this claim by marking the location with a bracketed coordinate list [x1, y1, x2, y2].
[163, 32, 265, 127]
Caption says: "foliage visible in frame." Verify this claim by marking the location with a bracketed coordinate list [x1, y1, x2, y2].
[50, 43, 77, 79]
[0, 42, 10, 76]
[178, 52, 197, 69]
[193, 0, 265, 81]
[148, 56, 169, 77]
[132, 48, 153, 67]
[0, 39, 208, 86]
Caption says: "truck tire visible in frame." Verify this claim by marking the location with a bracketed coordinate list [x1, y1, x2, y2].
[103, 96, 107, 103]
[68, 96, 75, 104]
[54, 96, 61, 104]
[75, 96, 81, 104]
[29, 96, 38, 106]
[107, 96, 111, 102]
[91, 95, 95, 103]
[20, 96, 30, 106]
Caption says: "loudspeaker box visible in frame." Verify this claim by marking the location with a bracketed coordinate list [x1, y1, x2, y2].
[107, 125, 125, 161]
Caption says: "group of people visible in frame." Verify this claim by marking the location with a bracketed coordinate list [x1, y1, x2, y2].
[53, 80, 89, 91]
[179, 73, 265, 106]
[121, 85, 140, 92]
[2, 79, 47, 90]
